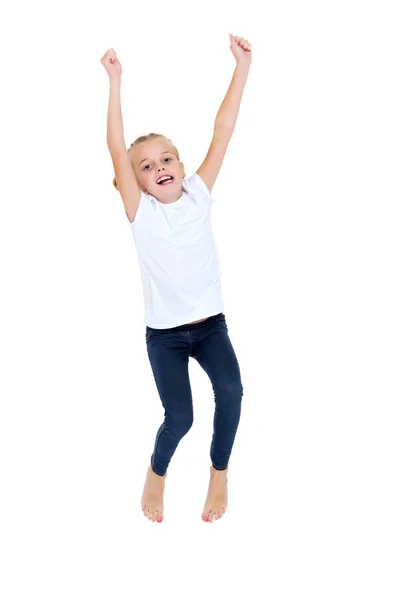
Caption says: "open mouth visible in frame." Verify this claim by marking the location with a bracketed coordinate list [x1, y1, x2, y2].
[157, 175, 174, 185]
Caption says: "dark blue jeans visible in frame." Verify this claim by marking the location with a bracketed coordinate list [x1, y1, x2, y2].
[145, 313, 243, 476]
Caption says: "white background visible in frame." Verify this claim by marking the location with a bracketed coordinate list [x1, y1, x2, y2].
[1, 0, 399, 598]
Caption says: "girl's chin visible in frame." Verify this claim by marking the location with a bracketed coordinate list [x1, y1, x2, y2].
[152, 183, 176, 192]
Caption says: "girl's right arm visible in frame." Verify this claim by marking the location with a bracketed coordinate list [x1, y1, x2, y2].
[101, 49, 141, 223]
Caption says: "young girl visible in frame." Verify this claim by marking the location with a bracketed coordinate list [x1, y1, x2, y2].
[100, 34, 252, 523]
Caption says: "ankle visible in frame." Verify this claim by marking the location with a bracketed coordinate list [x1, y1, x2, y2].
[210, 465, 228, 476]
[150, 465, 167, 478]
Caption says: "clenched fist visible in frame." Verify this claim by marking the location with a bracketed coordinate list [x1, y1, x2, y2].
[100, 48, 122, 79]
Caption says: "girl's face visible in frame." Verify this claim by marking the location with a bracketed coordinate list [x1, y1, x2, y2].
[131, 140, 185, 200]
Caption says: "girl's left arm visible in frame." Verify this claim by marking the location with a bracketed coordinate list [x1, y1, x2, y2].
[196, 35, 252, 193]
[215, 35, 252, 129]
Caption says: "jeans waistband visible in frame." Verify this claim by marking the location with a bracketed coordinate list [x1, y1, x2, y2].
[147, 313, 224, 333]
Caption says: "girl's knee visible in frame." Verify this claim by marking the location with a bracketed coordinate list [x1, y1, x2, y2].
[216, 380, 243, 396]
[214, 381, 243, 409]
[168, 410, 194, 436]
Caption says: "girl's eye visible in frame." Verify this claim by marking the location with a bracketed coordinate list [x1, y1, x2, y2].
[143, 157, 172, 170]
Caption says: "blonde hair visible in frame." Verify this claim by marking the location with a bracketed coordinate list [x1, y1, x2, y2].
[112, 133, 180, 190]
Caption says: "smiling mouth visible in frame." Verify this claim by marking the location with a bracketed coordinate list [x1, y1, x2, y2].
[157, 176, 174, 185]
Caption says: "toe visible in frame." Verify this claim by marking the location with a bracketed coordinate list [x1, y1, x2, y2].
[156, 510, 164, 523]
[202, 505, 211, 521]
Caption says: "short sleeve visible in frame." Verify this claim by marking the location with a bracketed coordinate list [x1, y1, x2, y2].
[185, 172, 216, 204]
[126, 191, 149, 227]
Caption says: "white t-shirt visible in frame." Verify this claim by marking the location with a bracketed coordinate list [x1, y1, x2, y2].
[127, 172, 224, 328]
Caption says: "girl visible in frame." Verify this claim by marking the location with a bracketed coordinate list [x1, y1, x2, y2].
[100, 35, 252, 523]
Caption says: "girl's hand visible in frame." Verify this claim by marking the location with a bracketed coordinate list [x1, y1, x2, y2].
[229, 34, 252, 68]
[100, 48, 122, 79]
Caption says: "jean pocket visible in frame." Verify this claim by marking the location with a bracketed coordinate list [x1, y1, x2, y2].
[145, 329, 155, 340]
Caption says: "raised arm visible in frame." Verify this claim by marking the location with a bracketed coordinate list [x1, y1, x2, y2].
[101, 49, 141, 223]
[196, 35, 252, 193]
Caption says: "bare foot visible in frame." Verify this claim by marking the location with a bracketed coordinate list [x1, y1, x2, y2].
[201, 465, 228, 522]
[141, 465, 167, 523]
